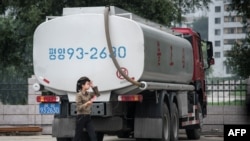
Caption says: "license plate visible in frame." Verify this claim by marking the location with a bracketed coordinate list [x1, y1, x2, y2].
[39, 103, 60, 114]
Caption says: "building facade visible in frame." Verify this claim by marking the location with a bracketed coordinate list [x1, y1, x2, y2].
[208, 0, 246, 77]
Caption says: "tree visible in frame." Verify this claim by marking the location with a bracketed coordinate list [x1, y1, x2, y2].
[225, 43, 250, 78]
[172, 0, 211, 26]
[0, 0, 213, 79]
[230, 0, 250, 22]
[225, 0, 250, 78]
[0, 0, 213, 104]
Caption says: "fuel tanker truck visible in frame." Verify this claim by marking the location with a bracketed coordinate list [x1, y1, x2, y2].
[32, 6, 214, 141]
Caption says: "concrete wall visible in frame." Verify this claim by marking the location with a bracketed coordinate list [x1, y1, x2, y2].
[203, 77, 250, 133]
[0, 76, 250, 134]
[0, 75, 53, 134]
[203, 105, 250, 133]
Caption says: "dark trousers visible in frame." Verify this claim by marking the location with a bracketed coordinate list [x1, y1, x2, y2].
[73, 114, 97, 141]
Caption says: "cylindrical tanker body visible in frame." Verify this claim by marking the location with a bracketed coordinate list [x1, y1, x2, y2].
[139, 23, 193, 84]
[33, 14, 193, 95]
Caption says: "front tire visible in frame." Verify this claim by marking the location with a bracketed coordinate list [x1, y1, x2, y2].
[186, 129, 201, 140]
[185, 103, 202, 140]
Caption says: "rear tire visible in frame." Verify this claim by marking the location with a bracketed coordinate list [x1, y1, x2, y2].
[170, 103, 179, 141]
[117, 131, 131, 138]
[136, 138, 150, 141]
[56, 138, 73, 141]
[139, 103, 170, 141]
[162, 103, 171, 141]
[78, 132, 103, 141]
[97, 132, 104, 141]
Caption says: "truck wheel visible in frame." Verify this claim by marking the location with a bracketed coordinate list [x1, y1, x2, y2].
[162, 103, 171, 141]
[56, 138, 73, 141]
[136, 138, 149, 141]
[170, 103, 179, 141]
[117, 131, 131, 138]
[82, 132, 103, 141]
[185, 103, 202, 140]
[136, 103, 170, 141]
[185, 128, 200, 140]
[97, 132, 104, 141]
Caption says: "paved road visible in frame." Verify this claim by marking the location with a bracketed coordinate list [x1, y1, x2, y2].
[0, 134, 223, 141]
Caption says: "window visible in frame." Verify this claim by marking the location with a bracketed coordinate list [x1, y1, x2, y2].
[224, 16, 235, 22]
[230, 17, 235, 22]
[236, 39, 244, 45]
[215, 41, 221, 47]
[248, 27, 250, 33]
[224, 16, 243, 22]
[224, 39, 236, 45]
[215, 6, 221, 12]
[215, 29, 221, 35]
[225, 39, 244, 45]
[224, 0, 232, 3]
[236, 16, 243, 22]
[223, 50, 230, 57]
[224, 4, 230, 11]
[224, 28, 235, 34]
[214, 52, 221, 58]
[237, 27, 246, 34]
[215, 18, 221, 24]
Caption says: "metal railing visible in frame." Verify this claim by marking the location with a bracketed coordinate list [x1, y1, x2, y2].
[0, 78, 248, 106]
[0, 83, 28, 105]
[206, 79, 248, 106]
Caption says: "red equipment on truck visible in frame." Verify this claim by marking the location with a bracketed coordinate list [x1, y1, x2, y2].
[33, 6, 214, 141]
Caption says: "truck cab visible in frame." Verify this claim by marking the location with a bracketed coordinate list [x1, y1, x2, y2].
[172, 27, 214, 117]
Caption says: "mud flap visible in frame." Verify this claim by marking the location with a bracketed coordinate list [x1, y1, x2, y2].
[134, 117, 162, 138]
[134, 91, 168, 139]
[52, 117, 75, 137]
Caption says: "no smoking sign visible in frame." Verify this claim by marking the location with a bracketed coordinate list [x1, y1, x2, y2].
[116, 67, 128, 79]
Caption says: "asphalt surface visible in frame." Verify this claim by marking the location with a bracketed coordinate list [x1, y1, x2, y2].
[0, 134, 223, 141]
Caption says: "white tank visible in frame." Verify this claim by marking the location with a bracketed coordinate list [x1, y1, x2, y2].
[33, 13, 193, 95]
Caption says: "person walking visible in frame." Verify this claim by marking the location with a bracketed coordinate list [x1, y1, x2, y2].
[73, 76, 100, 141]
